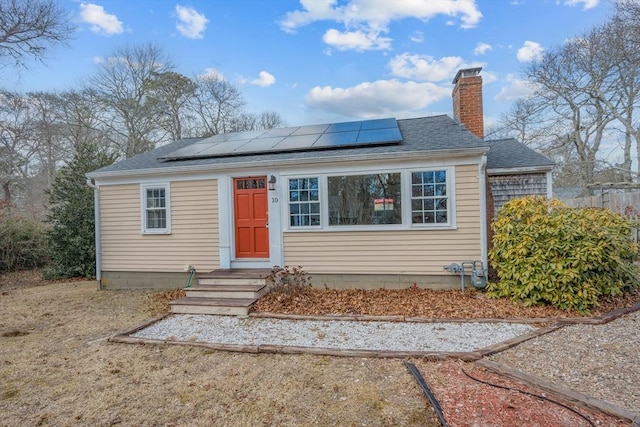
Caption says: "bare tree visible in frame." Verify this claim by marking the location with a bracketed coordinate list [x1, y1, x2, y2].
[583, 0, 640, 181]
[0, 0, 74, 68]
[228, 110, 287, 132]
[257, 110, 287, 130]
[144, 71, 196, 140]
[190, 73, 245, 136]
[89, 43, 174, 157]
[0, 90, 37, 205]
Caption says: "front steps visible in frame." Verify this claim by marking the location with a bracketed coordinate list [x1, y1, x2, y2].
[170, 269, 271, 316]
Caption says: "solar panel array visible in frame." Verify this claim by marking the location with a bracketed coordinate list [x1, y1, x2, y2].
[159, 118, 402, 161]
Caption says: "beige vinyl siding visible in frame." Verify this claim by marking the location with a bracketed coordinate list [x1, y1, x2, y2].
[100, 180, 219, 272]
[283, 164, 481, 275]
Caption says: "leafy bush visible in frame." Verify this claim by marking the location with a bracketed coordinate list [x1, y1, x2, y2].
[0, 214, 49, 272]
[488, 196, 640, 313]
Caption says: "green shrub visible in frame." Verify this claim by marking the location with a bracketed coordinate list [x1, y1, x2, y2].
[0, 214, 49, 272]
[487, 196, 640, 313]
[45, 143, 114, 279]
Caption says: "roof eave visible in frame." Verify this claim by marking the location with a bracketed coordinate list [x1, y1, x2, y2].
[87, 146, 490, 180]
[487, 165, 554, 175]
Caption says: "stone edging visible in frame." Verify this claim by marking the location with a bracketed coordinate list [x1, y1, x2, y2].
[110, 302, 640, 361]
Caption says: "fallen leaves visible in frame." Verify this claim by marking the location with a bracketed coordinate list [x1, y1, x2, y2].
[253, 286, 640, 319]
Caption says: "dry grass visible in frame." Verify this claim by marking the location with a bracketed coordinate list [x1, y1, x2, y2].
[0, 271, 633, 426]
[0, 276, 436, 427]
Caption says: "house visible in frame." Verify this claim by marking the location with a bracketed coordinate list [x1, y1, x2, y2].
[86, 68, 553, 292]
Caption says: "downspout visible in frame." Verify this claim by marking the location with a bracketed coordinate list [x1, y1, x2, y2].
[85, 177, 102, 290]
[479, 155, 488, 270]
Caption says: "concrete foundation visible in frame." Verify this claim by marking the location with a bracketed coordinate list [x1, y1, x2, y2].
[308, 273, 465, 290]
[100, 271, 470, 291]
[100, 271, 194, 290]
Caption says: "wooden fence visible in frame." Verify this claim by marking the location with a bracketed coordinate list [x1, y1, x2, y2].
[565, 191, 640, 242]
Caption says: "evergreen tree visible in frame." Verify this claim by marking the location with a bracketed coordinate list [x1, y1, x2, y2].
[46, 143, 114, 278]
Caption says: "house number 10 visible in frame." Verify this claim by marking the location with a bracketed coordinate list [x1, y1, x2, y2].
[271, 197, 279, 203]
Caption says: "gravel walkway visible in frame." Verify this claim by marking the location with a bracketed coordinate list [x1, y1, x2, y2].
[489, 309, 640, 415]
[131, 314, 535, 353]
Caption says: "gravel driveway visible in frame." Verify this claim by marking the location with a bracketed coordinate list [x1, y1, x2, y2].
[489, 309, 640, 416]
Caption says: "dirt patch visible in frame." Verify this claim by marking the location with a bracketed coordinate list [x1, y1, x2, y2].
[253, 286, 640, 319]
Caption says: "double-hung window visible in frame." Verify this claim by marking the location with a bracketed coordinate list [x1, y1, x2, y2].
[411, 170, 449, 225]
[141, 183, 171, 234]
[288, 177, 320, 227]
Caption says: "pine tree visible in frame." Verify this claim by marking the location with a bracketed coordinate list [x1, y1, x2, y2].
[46, 143, 114, 278]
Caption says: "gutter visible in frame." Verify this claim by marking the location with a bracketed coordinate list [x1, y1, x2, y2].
[86, 147, 491, 180]
[85, 176, 102, 290]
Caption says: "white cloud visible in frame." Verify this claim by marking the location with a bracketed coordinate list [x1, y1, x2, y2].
[388, 53, 482, 82]
[410, 31, 424, 43]
[79, 3, 124, 36]
[280, 0, 482, 51]
[198, 68, 224, 81]
[517, 40, 544, 62]
[175, 5, 208, 39]
[494, 75, 537, 102]
[306, 79, 450, 118]
[564, 0, 599, 10]
[323, 28, 392, 51]
[473, 42, 492, 55]
[251, 71, 276, 87]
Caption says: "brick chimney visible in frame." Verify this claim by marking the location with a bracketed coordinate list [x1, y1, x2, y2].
[452, 67, 484, 139]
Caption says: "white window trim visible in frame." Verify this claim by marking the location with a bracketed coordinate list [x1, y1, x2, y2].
[407, 167, 456, 229]
[286, 176, 322, 230]
[282, 166, 456, 232]
[140, 182, 172, 234]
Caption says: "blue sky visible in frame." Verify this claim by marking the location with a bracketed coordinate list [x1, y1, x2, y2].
[5, 0, 611, 128]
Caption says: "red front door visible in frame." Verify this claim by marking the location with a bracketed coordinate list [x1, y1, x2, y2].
[234, 177, 269, 258]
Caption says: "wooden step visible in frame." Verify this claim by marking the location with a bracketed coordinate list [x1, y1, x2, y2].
[186, 284, 268, 299]
[170, 297, 256, 316]
[198, 277, 267, 286]
[197, 268, 271, 286]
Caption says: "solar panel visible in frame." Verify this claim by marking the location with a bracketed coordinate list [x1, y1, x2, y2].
[326, 121, 361, 133]
[261, 127, 297, 138]
[273, 134, 321, 150]
[232, 137, 285, 154]
[356, 127, 402, 144]
[361, 117, 397, 130]
[158, 117, 402, 161]
[313, 131, 360, 148]
[291, 124, 329, 136]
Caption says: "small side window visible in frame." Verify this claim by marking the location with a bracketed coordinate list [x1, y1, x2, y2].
[141, 183, 171, 234]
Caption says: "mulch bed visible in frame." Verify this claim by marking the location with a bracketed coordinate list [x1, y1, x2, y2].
[253, 286, 640, 319]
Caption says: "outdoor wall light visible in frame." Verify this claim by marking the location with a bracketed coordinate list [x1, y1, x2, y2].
[268, 175, 277, 191]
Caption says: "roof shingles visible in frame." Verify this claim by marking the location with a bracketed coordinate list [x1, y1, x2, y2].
[88, 116, 550, 177]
